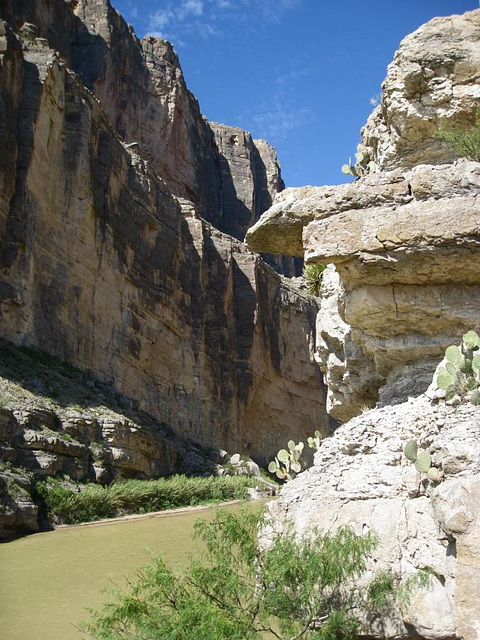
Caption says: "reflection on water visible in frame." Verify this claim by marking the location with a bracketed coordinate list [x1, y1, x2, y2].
[0, 502, 265, 640]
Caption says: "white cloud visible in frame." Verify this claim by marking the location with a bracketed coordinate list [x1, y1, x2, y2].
[148, 9, 175, 33]
[178, 0, 204, 19]
[243, 94, 313, 145]
[146, 0, 302, 42]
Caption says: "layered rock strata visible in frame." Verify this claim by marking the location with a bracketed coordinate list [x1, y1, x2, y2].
[1, 0, 291, 257]
[247, 10, 480, 421]
[0, 18, 329, 470]
[264, 397, 480, 639]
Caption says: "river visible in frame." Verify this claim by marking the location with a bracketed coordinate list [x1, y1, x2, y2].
[0, 502, 265, 640]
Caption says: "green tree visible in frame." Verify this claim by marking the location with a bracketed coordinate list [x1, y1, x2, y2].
[84, 508, 423, 640]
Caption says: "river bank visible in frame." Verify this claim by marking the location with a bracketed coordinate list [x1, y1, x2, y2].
[0, 500, 267, 640]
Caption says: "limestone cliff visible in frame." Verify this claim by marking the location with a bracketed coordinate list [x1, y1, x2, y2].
[249, 9, 480, 638]
[1, 0, 293, 255]
[247, 9, 480, 421]
[210, 122, 301, 275]
[0, 2, 330, 480]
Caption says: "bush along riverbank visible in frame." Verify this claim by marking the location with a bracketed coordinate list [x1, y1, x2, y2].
[36, 475, 264, 525]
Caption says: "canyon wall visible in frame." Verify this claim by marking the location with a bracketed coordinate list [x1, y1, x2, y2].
[247, 9, 480, 422]
[0, 2, 330, 467]
[250, 9, 480, 638]
[1, 0, 295, 251]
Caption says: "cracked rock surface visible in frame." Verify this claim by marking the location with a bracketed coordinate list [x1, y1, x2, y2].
[246, 11, 480, 420]
[263, 396, 480, 639]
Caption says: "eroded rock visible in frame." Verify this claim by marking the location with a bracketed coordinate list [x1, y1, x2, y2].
[362, 9, 480, 170]
[264, 396, 480, 639]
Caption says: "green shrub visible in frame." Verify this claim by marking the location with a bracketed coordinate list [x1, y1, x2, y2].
[436, 109, 480, 161]
[37, 475, 257, 525]
[84, 508, 428, 640]
[303, 263, 326, 296]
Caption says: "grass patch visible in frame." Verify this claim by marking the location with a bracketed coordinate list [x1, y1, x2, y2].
[436, 108, 480, 161]
[37, 475, 258, 525]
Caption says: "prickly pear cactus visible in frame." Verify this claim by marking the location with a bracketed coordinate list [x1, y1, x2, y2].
[268, 439, 306, 483]
[435, 330, 480, 405]
[403, 439, 442, 483]
[341, 144, 377, 179]
[307, 430, 322, 451]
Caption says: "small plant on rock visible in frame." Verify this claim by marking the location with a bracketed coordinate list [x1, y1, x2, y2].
[435, 108, 480, 162]
[307, 429, 322, 451]
[341, 144, 377, 178]
[404, 439, 443, 482]
[303, 263, 326, 296]
[435, 330, 480, 405]
[268, 440, 305, 482]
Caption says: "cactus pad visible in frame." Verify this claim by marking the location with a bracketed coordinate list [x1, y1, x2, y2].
[277, 449, 289, 463]
[445, 362, 456, 375]
[291, 461, 302, 474]
[472, 355, 480, 373]
[404, 440, 418, 462]
[437, 370, 454, 390]
[463, 330, 480, 350]
[445, 385, 457, 401]
[268, 461, 277, 474]
[415, 451, 431, 473]
[446, 345, 462, 364]
[427, 467, 442, 482]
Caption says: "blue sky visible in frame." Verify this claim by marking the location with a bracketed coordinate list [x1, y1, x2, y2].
[111, 0, 478, 188]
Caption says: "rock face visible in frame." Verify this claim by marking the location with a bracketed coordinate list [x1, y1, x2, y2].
[0, 8, 330, 472]
[247, 11, 480, 421]
[1, 0, 290, 252]
[251, 9, 480, 639]
[210, 123, 300, 275]
[265, 396, 480, 639]
[362, 10, 480, 170]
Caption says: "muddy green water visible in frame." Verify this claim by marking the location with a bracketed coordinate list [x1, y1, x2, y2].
[0, 502, 265, 640]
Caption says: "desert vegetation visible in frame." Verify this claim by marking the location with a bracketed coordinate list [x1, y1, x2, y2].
[436, 109, 480, 161]
[84, 507, 428, 640]
[37, 475, 257, 525]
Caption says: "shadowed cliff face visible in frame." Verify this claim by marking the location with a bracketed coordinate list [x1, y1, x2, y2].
[0, 20, 329, 463]
[1, 0, 298, 274]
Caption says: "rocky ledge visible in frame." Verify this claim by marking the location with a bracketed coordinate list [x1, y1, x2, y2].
[246, 10, 480, 421]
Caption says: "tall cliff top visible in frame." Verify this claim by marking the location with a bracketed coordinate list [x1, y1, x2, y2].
[362, 8, 480, 170]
